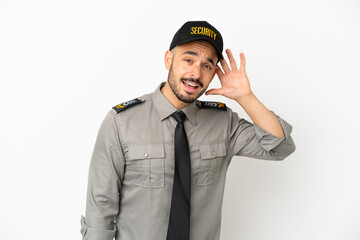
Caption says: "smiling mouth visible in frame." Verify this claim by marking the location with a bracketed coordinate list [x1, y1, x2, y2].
[181, 79, 200, 89]
[182, 80, 198, 89]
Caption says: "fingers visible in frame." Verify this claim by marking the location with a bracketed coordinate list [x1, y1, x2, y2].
[216, 67, 224, 78]
[220, 49, 246, 73]
[239, 52, 246, 72]
[225, 49, 238, 71]
[219, 57, 230, 73]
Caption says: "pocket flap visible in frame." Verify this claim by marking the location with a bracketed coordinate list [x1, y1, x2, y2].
[199, 142, 226, 159]
[127, 144, 165, 160]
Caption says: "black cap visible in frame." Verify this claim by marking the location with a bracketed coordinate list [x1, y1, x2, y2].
[169, 21, 223, 62]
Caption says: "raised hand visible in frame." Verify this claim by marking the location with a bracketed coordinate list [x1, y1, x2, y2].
[205, 49, 253, 102]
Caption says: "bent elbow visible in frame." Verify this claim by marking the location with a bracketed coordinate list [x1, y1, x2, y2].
[277, 141, 296, 160]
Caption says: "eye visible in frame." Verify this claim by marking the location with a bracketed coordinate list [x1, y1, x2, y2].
[204, 64, 212, 70]
[184, 59, 192, 63]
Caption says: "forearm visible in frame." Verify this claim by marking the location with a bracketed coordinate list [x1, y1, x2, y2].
[236, 93, 285, 138]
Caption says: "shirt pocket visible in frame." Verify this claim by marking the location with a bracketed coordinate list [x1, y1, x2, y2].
[196, 142, 226, 187]
[125, 144, 165, 188]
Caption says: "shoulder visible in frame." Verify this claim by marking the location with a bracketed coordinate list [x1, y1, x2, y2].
[110, 92, 152, 115]
[196, 100, 227, 111]
[196, 100, 239, 124]
[112, 98, 144, 114]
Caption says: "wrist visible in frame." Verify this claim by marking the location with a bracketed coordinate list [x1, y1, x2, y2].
[235, 92, 256, 105]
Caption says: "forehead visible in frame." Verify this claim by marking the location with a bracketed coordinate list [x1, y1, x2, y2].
[175, 41, 217, 59]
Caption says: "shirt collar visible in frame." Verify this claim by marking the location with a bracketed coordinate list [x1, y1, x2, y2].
[152, 82, 197, 125]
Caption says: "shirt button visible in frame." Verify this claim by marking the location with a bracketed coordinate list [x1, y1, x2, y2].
[213, 151, 217, 156]
[144, 152, 149, 158]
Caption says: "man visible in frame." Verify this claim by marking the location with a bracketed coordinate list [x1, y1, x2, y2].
[80, 21, 295, 240]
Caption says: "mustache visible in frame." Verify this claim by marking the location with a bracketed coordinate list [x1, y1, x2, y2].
[180, 77, 203, 88]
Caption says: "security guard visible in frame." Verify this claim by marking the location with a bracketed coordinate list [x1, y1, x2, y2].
[80, 21, 296, 240]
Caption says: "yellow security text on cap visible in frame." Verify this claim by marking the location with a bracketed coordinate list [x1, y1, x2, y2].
[190, 27, 217, 40]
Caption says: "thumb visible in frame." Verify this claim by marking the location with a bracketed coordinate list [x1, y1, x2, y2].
[205, 88, 223, 96]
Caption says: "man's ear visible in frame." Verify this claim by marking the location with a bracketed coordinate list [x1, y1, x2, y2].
[212, 65, 218, 79]
[164, 50, 173, 70]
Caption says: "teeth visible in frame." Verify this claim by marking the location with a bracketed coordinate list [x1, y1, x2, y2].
[184, 81, 197, 87]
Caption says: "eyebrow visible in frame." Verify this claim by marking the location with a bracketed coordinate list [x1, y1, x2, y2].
[182, 51, 215, 66]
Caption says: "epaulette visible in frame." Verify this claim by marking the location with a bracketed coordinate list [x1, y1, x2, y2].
[112, 98, 144, 113]
[196, 100, 227, 111]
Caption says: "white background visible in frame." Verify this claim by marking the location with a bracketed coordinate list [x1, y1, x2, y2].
[1, 0, 359, 239]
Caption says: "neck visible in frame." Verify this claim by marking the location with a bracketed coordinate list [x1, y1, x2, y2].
[160, 82, 190, 110]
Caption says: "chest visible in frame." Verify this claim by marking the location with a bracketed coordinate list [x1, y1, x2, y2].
[117, 115, 230, 188]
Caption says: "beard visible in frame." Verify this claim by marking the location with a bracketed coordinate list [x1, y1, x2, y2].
[167, 64, 206, 104]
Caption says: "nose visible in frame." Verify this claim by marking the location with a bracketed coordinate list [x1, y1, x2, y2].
[189, 63, 201, 79]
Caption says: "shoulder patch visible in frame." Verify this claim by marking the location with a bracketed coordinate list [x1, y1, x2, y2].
[196, 100, 227, 111]
[113, 98, 143, 113]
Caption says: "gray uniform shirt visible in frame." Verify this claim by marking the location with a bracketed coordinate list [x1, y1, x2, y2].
[80, 82, 296, 240]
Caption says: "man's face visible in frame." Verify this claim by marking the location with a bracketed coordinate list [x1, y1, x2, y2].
[166, 41, 218, 104]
